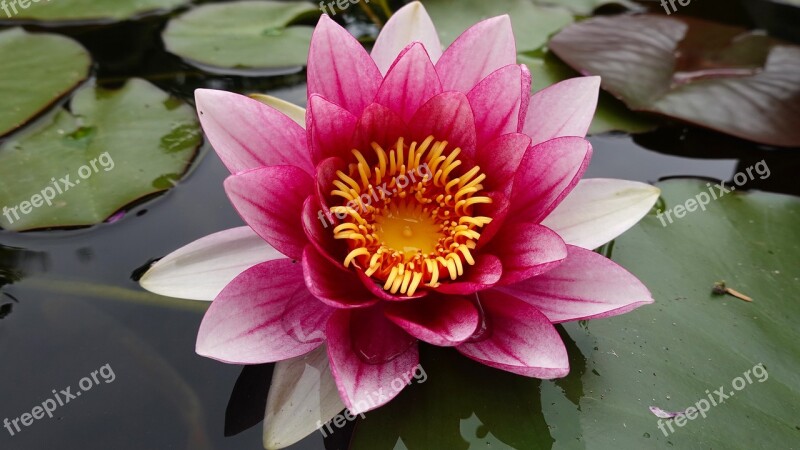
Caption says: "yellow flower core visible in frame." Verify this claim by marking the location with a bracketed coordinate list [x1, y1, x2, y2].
[330, 135, 492, 296]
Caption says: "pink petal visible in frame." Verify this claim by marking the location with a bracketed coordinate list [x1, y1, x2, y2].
[384, 295, 479, 346]
[541, 178, 661, 250]
[408, 91, 476, 158]
[492, 222, 567, 285]
[475, 133, 530, 194]
[224, 166, 313, 260]
[302, 245, 378, 309]
[301, 195, 346, 267]
[282, 291, 333, 344]
[195, 89, 313, 175]
[436, 16, 516, 93]
[307, 15, 381, 116]
[457, 289, 569, 378]
[196, 259, 326, 364]
[314, 156, 348, 211]
[371, 1, 442, 75]
[509, 137, 592, 224]
[350, 307, 417, 365]
[326, 309, 420, 414]
[522, 76, 601, 146]
[434, 254, 502, 295]
[467, 65, 524, 148]
[352, 103, 408, 152]
[475, 190, 509, 248]
[497, 245, 654, 323]
[375, 43, 443, 123]
[518, 64, 532, 132]
[139, 226, 282, 301]
[307, 95, 358, 163]
[263, 345, 343, 449]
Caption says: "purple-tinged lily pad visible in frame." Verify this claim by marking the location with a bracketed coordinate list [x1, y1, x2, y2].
[549, 15, 800, 147]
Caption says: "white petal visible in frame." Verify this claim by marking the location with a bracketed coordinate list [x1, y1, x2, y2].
[248, 94, 306, 127]
[541, 179, 660, 250]
[263, 345, 345, 450]
[371, 1, 443, 75]
[139, 227, 282, 301]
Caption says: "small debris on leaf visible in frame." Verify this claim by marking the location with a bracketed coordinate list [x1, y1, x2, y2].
[712, 281, 753, 302]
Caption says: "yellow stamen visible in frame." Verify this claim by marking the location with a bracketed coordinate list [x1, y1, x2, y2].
[330, 136, 491, 296]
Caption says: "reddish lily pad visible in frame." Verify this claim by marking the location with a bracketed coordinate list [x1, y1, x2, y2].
[549, 15, 800, 147]
[519, 51, 658, 135]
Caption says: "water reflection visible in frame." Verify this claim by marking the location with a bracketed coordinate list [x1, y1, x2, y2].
[634, 125, 800, 196]
[0, 244, 49, 287]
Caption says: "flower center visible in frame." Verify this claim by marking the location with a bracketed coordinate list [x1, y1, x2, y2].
[329, 136, 492, 296]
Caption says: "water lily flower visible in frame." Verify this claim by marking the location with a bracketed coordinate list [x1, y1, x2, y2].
[141, 2, 659, 447]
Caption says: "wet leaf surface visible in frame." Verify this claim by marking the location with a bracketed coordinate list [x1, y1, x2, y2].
[0, 0, 189, 23]
[0, 79, 201, 231]
[0, 28, 90, 137]
[162, 1, 321, 73]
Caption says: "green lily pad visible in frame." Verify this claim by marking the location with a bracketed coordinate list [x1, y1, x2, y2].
[519, 51, 658, 135]
[0, 79, 201, 232]
[549, 15, 800, 147]
[351, 179, 800, 448]
[0, 0, 189, 23]
[531, 0, 640, 15]
[162, 1, 321, 73]
[423, 0, 573, 52]
[0, 28, 90, 138]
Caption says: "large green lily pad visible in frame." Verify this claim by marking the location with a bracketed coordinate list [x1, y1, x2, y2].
[0, 79, 201, 231]
[0, 0, 189, 23]
[0, 28, 90, 138]
[550, 15, 800, 147]
[423, 0, 573, 52]
[351, 179, 800, 449]
[162, 1, 320, 72]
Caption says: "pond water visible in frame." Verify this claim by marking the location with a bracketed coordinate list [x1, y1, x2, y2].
[0, 5, 798, 450]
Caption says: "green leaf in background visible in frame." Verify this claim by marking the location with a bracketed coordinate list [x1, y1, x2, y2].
[531, 0, 640, 15]
[519, 51, 658, 135]
[352, 179, 800, 449]
[0, 79, 201, 231]
[423, 0, 573, 52]
[0, 28, 90, 138]
[549, 15, 800, 147]
[162, 1, 321, 73]
[0, 0, 189, 23]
